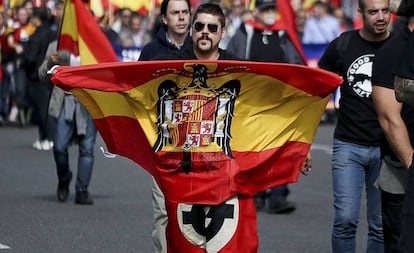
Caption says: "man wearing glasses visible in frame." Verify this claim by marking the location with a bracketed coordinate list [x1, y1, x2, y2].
[159, 3, 237, 61]
[155, 3, 261, 252]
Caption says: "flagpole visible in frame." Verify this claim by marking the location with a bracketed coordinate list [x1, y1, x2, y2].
[108, 0, 113, 26]
[150, 0, 155, 16]
[57, 0, 69, 50]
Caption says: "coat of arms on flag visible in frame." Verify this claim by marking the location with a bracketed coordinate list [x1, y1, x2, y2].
[154, 64, 240, 160]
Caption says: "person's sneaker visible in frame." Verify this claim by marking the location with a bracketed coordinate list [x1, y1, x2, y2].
[32, 140, 43, 150]
[33, 140, 54, 151]
[8, 106, 18, 123]
[75, 191, 93, 205]
[57, 172, 72, 202]
[41, 140, 53, 151]
[268, 201, 296, 214]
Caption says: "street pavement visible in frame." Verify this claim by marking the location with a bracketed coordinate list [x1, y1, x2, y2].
[0, 123, 369, 253]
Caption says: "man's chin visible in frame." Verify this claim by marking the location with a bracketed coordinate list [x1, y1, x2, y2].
[197, 42, 212, 50]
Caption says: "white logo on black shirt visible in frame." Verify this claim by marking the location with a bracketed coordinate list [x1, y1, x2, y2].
[347, 54, 374, 98]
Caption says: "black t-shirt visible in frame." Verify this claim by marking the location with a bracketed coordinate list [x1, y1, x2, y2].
[318, 30, 391, 146]
[372, 27, 414, 158]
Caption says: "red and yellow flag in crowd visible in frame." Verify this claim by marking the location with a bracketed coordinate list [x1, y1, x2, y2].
[89, 0, 162, 16]
[248, 0, 307, 64]
[59, 0, 117, 64]
[51, 60, 342, 204]
[276, 0, 307, 63]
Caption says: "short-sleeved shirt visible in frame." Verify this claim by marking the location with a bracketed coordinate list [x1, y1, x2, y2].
[372, 27, 414, 159]
[318, 30, 391, 146]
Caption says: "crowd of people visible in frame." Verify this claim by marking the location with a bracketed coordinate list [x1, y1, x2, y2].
[0, 0, 370, 141]
[2, 0, 414, 252]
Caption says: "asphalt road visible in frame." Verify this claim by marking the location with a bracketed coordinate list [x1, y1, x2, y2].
[0, 123, 369, 253]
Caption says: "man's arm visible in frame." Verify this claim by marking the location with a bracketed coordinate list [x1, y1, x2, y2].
[373, 85, 414, 168]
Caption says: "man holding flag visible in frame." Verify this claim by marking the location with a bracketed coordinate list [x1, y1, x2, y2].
[39, 0, 118, 205]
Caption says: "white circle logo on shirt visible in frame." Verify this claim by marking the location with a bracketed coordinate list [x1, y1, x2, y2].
[347, 54, 374, 98]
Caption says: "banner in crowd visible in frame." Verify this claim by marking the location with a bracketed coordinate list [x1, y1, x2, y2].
[51, 60, 342, 204]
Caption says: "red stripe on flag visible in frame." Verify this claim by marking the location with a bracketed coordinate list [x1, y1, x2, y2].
[157, 141, 309, 204]
[94, 116, 155, 174]
[59, 34, 79, 56]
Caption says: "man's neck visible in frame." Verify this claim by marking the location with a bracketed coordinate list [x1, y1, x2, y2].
[358, 29, 390, 42]
[408, 16, 414, 31]
[166, 31, 187, 47]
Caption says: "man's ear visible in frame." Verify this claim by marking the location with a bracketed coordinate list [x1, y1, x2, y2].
[221, 26, 227, 38]
[161, 15, 168, 26]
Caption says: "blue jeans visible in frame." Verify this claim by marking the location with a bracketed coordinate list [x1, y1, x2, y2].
[53, 104, 97, 192]
[331, 139, 383, 253]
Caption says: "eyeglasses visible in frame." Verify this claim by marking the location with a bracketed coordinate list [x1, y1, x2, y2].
[193, 22, 219, 33]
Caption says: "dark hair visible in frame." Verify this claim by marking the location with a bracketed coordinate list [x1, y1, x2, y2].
[32, 7, 49, 23]
[358, 0, 367, 11]
[192, 3, 225, 27]
[160, 0, 191, 16]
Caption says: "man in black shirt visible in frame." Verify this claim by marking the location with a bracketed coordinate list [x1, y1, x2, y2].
[318, 0, 392, 252]
[372, 1, 414, 251]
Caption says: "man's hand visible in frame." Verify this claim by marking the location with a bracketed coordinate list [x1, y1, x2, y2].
[15, 43, 24, 54]
[47, 52, 60, 69]
[301, 152, 312, 176]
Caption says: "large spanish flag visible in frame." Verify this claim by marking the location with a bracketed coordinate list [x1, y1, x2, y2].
[51, 60, 342, 204]
[59, 0, 118, 64]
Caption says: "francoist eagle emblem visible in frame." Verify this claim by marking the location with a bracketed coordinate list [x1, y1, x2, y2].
[153, 63, 240, 173]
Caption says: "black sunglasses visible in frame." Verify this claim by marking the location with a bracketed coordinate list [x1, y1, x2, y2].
[194, 22, 219, 33]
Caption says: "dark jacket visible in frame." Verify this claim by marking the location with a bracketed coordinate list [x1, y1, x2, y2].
[227, 22, 304, 65]
[23, 24, 54, 81]
[138, 26, 193, 61]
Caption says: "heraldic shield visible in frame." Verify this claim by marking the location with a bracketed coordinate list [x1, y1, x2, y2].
[153, 63, 241, 173]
